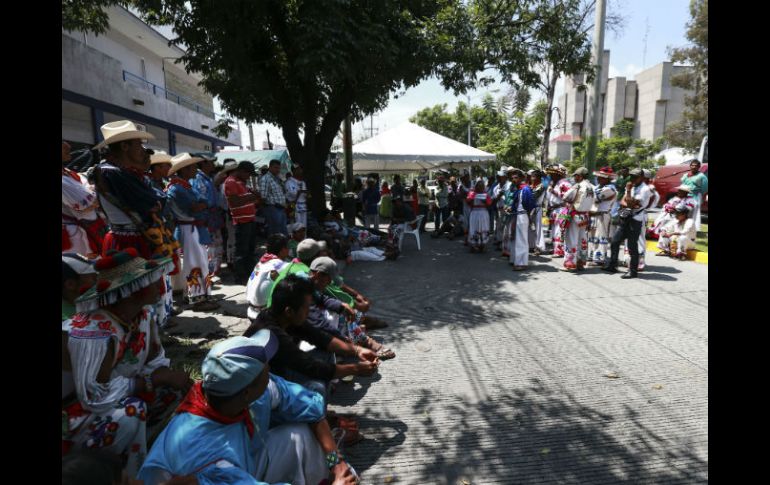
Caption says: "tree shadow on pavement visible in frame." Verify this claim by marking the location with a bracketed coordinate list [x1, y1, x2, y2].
[341, 408, 408, 477]
[330, 372, 382, 407]
[374, 381, 708, 484]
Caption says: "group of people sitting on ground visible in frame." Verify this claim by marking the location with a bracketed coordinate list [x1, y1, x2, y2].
[62, 237, 395, 483]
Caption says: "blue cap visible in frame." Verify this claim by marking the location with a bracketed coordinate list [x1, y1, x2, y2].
[201, 330, 278, 396]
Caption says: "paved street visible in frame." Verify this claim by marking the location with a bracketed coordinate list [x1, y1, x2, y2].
[167, 230, 708, 485]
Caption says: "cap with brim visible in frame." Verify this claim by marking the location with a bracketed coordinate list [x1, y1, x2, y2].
[150, 152, 173, 166]
[674, 185, 692, 193]
[201, 331, 278, 396]
[74, 249, 173, 313]
[62, 253, 97, 275]
[310, 256, 337, 276]
[629, 168, 643, 177]
[573, 167, 589, 177]
[297, 238, 323, 262]
[94, 120, 156, 150]
[168, 153, 204, 175]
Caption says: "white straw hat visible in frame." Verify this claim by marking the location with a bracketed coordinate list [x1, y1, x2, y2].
[168, 153, 204, 175]
[94, 120, 155, 150]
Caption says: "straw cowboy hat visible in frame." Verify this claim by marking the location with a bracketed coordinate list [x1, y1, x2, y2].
[546, 164, 567, 175]
[168, 152, 204, 175]
[150, 151, 173, 166]
[596, 166, 614, 178]
[674, 184, 692, 193]
[94, 120, 155, 150]
[220, 159, 239, 174]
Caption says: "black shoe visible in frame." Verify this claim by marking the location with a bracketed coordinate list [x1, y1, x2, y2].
[621, 272, 638, 279]
[601, 265, 619, 274]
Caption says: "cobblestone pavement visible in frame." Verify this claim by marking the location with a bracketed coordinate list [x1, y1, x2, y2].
[168, 230, 708, 485]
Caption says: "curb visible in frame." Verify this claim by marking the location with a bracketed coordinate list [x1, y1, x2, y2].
[645, 240, 707, 264]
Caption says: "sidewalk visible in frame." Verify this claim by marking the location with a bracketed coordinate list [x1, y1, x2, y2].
[165, 229, 708, 484]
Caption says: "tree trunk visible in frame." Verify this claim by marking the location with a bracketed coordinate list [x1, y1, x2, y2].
[540, 69, 560, 169]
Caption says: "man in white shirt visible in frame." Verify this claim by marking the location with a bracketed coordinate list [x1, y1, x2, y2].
[656, 205, 697, 260]
[602, 168, 651, 279]
[285, 165, 308, 227]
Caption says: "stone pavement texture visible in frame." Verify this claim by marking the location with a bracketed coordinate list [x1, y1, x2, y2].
[168, 230, 708, 485]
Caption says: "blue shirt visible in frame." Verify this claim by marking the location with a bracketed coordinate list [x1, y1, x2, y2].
[361, 186, 381, 215]
[138, 374, 324, 485]
[167, 181, 212, 245]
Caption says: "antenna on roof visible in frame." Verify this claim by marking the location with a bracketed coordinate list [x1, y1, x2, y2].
[642, 17, 650, 68]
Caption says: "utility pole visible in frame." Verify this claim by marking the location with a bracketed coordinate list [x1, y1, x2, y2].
[467, 94, 472, 146]
[343, 116, 354, 191]
[248, 124, 255, 151]
[584, 0, 606, 176]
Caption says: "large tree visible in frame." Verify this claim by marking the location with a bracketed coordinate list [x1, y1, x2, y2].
[664, 0, 707, 151]
[64, 0, 473, 214]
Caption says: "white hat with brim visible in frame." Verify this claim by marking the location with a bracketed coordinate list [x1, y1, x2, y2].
[150, 151, 173, 166]
[674, 185, 692, 193]
[168, 153, 204, 175]
[94, 120, 155, 150]
[221, 160, 239, 174]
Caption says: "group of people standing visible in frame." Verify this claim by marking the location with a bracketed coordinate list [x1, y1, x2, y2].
[62, 121, 368, 484]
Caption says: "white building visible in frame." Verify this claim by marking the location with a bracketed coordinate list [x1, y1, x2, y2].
[62, 6, 241, 153]
[553, 50, 693, 161]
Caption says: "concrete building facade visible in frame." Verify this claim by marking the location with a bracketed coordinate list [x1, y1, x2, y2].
[62, 6, 241, 153]
[552, 50, 693, 161]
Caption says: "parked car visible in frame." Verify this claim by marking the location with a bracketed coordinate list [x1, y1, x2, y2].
[652, 162, 708, 214]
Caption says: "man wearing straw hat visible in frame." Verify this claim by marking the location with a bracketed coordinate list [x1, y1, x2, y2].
[92, 121, 176, 261]
[587, 166, 617, 266]
[192, 153, 225, 281]
[62, 249, 192, 475]
[148, 151, 173, 192]
[650, 184, 695, 237]
[166, 153, 220, 311]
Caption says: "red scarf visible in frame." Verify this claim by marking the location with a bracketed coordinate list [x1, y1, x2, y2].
[62, 167, 81, 182]
[175, 382, 255, 437]
[167, 176, 193, 190]
[259, 253, 279, 264]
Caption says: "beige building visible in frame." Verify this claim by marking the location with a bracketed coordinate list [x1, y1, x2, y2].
[552, 51, 693, 161]
[62, 6, 241, 153]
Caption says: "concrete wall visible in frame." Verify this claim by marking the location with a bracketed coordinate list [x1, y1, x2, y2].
[549, 140, 573, 162]
[62, 33, 241, 147]
[603, 77, 626, 138]
[624, 81, 637, 119]
[62, 100, 94, 144]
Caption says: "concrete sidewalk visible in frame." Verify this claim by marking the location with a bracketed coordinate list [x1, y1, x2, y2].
[166, 230, 708, 484]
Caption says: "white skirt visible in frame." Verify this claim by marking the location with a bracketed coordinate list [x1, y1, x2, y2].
[468, 208, 491, 248]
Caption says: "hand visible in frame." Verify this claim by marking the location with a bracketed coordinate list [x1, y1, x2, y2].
[331, 462, 357, 485]
[154, 368, 193, 393]
[355, 361, 378, 376]
[357, 347, 378, 363]
[341, 303, 356, 322]
[354, 296, 370, 313]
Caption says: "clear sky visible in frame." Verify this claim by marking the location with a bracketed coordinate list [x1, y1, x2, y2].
[226, 0, 692, 149]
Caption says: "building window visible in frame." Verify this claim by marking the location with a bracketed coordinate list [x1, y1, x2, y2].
[140, 58, 147, 80]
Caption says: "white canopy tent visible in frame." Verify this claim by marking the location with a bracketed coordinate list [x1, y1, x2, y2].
[351, 121, 496, 173]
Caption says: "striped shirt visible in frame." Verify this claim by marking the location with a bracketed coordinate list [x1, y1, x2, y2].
[223, 176, 256, 224]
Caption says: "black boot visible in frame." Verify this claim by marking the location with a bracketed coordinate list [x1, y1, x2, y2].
[601, 264, 619, 274]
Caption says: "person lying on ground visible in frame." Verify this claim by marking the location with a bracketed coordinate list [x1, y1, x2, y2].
[139, 331, 357, 485]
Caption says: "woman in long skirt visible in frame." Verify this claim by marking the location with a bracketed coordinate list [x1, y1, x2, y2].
[467, 181, 492, 253]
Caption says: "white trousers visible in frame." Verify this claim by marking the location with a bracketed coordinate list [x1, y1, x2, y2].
[658, 234, 695, 255]
[508, 212, 530, 266]
[179, 225, 211, 301]
[295, 210, 308, 228]
[587, 212, 611, 263]
[255, 423, 327, 485]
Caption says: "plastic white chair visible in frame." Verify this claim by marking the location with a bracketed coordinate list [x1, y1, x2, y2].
[399, 215, 424, 251]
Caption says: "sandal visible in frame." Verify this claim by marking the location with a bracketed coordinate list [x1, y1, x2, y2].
[365, 337, 396, 360]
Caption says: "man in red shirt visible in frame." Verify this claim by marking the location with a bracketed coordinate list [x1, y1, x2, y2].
[224, 161, 260, 284]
